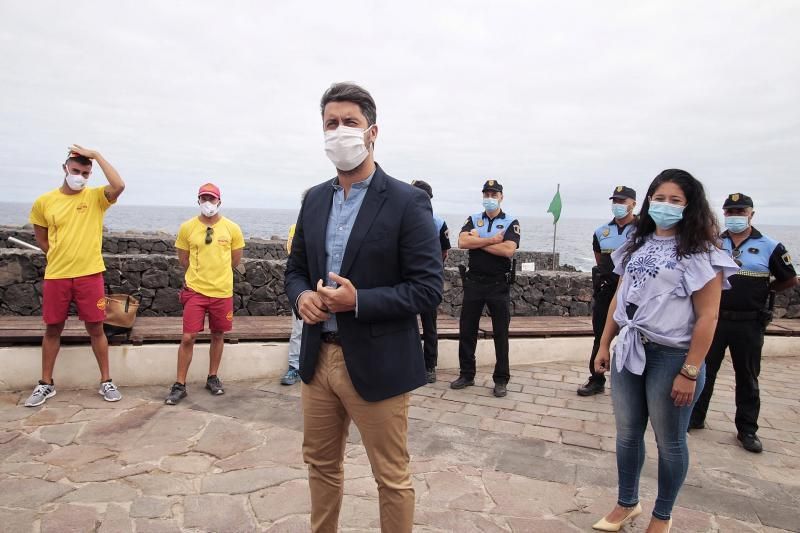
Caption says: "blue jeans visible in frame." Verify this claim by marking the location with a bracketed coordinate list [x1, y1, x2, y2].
[288, 312, 303, 371]
[611, 342, 706, 520]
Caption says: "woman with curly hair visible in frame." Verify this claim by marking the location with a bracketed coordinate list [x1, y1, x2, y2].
[592, 169, 738, 532]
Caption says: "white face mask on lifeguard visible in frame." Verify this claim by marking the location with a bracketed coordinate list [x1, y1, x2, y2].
[65, 172, 88, 191]
[199, 201, 219, 217]
[324, 125, 374, 171]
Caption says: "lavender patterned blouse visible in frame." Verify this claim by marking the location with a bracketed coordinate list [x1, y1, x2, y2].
[610, 235, 739, 375]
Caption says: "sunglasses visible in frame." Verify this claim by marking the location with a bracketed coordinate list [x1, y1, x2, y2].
[205, 226, 214, 245]
[732, 248, 742, 266]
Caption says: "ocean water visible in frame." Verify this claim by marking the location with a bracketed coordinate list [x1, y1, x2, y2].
[2, 202, 798, 272]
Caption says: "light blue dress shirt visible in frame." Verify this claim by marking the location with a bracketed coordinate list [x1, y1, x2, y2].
[322, 172, 374, 332]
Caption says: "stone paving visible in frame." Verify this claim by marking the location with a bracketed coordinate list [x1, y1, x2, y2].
[1, 356, 799, 532]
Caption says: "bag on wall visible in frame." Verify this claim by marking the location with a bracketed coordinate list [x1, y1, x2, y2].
[103, 293, 140, 337]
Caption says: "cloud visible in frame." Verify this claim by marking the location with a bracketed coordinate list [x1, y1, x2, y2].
[1, 0, 798, 223]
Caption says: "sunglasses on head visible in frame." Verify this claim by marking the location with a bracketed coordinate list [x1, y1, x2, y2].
[205, 226, 214, 245]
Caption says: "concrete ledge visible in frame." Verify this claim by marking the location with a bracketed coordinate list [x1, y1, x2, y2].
[0, 336, 796, 391]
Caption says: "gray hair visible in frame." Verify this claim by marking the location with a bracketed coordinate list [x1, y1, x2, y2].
[320, 82, 377, 126]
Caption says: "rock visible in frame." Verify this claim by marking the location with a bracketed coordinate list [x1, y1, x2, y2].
[160, 453, 213, 474]
[250, 479, 311, 522]
[129, 473, 196, 496]
[24, 406, 82, 426]
[183, 494, 257, 532]
[0, 478, 75, 508]
[249, 284, 272, 302]
[60, 481, 139, 503]
[0, 508, 37, 533]
[0, 259, 23, 286]
[201, 466, 306, 494]
[4, 283, 38, 313]
[247, 300, 276, 315]
[39, 423, 82, 446]
[40, 444, 114, 468]
[99, 504, 133, 533]
[41, 504, 100, 533]
[130, 496, 175, 518]
[151, 287, 182, 314]
[194, 418, 263, 458]
[134, 518, 182, 533]
[141, 269, 169, 289]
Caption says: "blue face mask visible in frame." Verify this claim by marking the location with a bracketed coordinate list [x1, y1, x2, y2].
[611, 203, 630, 219]
[725, 215, 749, 234]
[648, 201, 685, 230]
[483, 197, 499, 212]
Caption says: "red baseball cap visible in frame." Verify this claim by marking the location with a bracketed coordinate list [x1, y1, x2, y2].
[198, 183, 221, 199]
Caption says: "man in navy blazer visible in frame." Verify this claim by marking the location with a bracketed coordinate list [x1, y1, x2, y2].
[284, 82, 442, 533]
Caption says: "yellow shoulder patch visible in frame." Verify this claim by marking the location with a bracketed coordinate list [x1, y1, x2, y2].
[783, 252, 793, 266]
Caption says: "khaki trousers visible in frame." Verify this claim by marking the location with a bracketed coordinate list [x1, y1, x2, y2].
[302, 343, 414, 532]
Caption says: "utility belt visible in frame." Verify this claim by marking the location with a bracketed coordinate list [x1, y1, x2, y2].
[459, 264, 514, 285]
[720, 291, 775, 329]
[591, 267, 617, 293]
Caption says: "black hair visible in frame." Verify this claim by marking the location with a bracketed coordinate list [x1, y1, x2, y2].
[320, 82, 377, 126]
[65, 154, 92, 167]
[624, 169, 720, 264]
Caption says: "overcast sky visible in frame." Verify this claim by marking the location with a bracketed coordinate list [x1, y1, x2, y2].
[1, 1, 798, 223]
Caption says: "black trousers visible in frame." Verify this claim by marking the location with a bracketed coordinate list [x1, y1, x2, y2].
[419, 307, 438, 370]
[457, 278, 511, 384]
[587, 284, 615, 384]
[691, 318, 763, 434]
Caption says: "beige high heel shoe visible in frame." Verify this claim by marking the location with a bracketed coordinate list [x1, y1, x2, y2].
[592, 503, 643, 531]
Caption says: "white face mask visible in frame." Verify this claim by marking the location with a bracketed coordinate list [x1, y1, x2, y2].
[65, 172, 88, 191]
[324, 125, 374, 171]
[199, 201, 220, 217]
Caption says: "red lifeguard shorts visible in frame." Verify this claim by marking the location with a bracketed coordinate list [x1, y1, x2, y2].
[42, 273, 106, 325]
[179, 287, 234, 334]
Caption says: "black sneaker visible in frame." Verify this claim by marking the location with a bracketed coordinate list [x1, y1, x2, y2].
[450, 376, 475, 390]
[493, 383, 507, 397]
[206, 375, 225, 395]
[737, 432, 763, 453]
[165, 383, 187, 405]
[426, 369, 437, 384]
[577, 379, 605, 397]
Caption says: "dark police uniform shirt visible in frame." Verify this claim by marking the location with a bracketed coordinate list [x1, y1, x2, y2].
[433, 214, 452, 256]
[720, 227, 797, 312]
[593, 219, 636, 275]
[460, 211, 521, 275]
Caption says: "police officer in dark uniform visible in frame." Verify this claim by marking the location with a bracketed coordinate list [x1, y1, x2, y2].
[577, 185, 637, 396]
[411, 179, 452, 384]
[690, 193, 798, 453]
[450, 179, 521, 397]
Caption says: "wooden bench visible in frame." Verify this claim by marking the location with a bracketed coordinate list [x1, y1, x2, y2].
[0, 316, 797, 346]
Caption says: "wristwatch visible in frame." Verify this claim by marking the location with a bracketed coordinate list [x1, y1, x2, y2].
[681, 364, 699, 380]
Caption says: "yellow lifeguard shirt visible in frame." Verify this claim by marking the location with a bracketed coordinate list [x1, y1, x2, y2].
[175, 216, 245, 298]
[29, 186, 113, 279]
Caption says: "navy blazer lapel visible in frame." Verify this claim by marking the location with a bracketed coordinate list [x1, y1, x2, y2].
[339, 166, 388, 278]
[308, 181, 334, 282]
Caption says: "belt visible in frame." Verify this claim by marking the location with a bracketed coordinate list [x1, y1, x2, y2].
[719, 310, 760, 321]
[466, 271, 507, 283]
[320, 331, 342, 345]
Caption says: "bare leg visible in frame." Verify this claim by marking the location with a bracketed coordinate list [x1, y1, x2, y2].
[85, 321, 110, 381]
[177, 333, 197, 384]
[209, 331, 224, 376]
[42, 322, 65, 383]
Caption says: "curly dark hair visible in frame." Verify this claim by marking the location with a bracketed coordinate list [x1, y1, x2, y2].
[624, 169, 720, 264]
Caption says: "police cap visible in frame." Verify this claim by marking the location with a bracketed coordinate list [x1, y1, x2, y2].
[723, 193, 754, 209]
[609, 185, 636, 201]
[482, 179, 503, 193]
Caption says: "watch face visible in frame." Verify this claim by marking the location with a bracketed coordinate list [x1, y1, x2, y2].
[684, 365, 698, 377]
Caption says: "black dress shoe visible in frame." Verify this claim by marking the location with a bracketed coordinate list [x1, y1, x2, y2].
[738, 432, 763, 453]
[688, 418, 705, 432]
[577, 379, 605, 397]
[450, 376, 475, 389]
[426, 369, 437, 384]
[493, 383, 507, 397]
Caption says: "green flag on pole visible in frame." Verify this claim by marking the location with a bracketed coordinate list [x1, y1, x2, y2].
[547, 184, 562, 224]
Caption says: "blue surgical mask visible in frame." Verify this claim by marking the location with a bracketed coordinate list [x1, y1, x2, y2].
[483, 198, 499, 212]
[648, 201, 685, 230]
[611, 204, 629, 219]
[725, 215, 749, 234]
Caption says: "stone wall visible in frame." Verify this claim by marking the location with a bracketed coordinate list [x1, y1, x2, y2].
[0, 226, 571, 271]
[3, 248, 799, 319]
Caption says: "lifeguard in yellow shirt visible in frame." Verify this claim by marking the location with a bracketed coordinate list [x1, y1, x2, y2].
[165, 183, 245, 405]
[25, 145, 126, 407]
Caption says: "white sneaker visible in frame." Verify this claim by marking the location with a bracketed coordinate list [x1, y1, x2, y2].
[99, 381, 122, 402]
[25, 382, 56, 407]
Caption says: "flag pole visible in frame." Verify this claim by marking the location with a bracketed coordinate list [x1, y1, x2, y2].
[552, 183, 559, 269]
